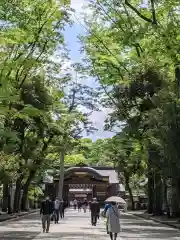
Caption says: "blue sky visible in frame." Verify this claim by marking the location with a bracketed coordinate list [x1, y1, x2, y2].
[63, 0, 115, 141]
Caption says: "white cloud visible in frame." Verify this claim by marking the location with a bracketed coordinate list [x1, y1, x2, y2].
[70, 0, 92, 21]
[89, 108, 111, 125]
[67, 1, 116, 140]
[87, 108, 115, 141]
[71, 0, 86, 14]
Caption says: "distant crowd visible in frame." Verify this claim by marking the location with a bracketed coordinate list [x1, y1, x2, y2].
[70, 198, 91, 213]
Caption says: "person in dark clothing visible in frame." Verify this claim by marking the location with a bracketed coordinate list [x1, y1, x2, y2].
[90, 198, 100, 226]
[77, 200, 82, 212]
[59, 200, 65, 219]
[88, 201, 92, 212]
[40, 196, 54, 233]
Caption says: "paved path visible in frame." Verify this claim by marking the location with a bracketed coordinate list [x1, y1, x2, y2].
[120, 213, 180, 239]
[0, 212, 40, 239]
[35, 208, 110, 240]
[0, 209, 180, 239]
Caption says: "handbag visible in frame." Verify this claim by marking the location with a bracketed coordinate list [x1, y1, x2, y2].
[101, 210, 106, 218]
[51, 211, 56, 221]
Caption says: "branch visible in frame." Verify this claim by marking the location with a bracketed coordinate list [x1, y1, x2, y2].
[18, 9, 57, 89]
[18, 39, 49, 89]
[96, 0, 125, 33]
[133, 44, 141, 57]
[96, 0, 144, 60]
[101, 83, 119, 109]
[73, 129, 84, 139]
[68, 88, 76, 113]
[125, 0, 152, 23]
[150, 0, 157, 25]
[92, 62, 131, 120]
[42, 134, 54, 153]
[74, 15, 128, 74]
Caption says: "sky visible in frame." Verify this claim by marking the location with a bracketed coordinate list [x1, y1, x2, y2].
[63, 0, 115, 141]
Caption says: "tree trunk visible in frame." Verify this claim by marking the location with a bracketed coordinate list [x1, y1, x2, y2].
[163, 178, 170, 217]
[2, 183, 9, 212]
[21, 135, 54, 209]
[147, 170, 154, 214]
[124, 172, 134, 210]
[13, 176, 23, 212]
[8, 184, 12, 214]
[21, 170, 36, 211]
[153, 171, 163, 216]
[147, 147, 154, 214]
[171, 177, 180, 217]
[58, 150, 65, 200]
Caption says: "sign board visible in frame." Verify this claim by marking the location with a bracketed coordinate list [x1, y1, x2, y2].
[75, 194, 87, 198]
[97, 192, 106, 196]
[69, 184, 93, 189]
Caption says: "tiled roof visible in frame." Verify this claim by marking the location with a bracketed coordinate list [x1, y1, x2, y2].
[96, 169, 119, 184]
[48, 165, 119, 184]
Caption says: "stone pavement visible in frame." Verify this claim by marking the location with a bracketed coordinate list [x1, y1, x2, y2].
[32, 209, 180, 240]
[34, 208, 110, 240]
[1, 208, 180, 239]
[0, 210, 38, 222]
[130, 210, 180, 229]
[120, 213, 180, 239]
[0, 212, 40, 239]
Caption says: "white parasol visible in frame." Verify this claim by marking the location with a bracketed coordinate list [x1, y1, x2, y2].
[105, 196, 126, 204]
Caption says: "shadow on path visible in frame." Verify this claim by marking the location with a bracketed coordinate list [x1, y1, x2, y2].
[121, 213, 180, 239]
[0, 231, 39, 240]
[1, 209, 180, 240]
[0, 213, 41, 240]
[35, 232, 109, 240]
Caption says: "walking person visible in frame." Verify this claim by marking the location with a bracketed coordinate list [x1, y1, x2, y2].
[40, 196, 54, 233]
[106, 202, 121, 240]
[82, 198, 88, 213]
[90, 198, 100, 226]
[59, 200, 65, 219]
[54, 197, 60, 224]
[88, 200, 92, 212]
[77, 200, 81, 212]
[73, 199, 77, 210]
[104, 202, 111, 234]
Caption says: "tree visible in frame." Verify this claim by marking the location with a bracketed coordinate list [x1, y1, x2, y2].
[79, 0, 180, 216]
[46, 73, 99, 200]
[103, 134, 146, 210]
[0, 0, 72, 212]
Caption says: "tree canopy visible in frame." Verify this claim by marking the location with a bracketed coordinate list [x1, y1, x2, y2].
[1, 0, 180, 217]
[77, 0, 180, 215]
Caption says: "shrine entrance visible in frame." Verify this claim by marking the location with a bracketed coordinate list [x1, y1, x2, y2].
[68, 184, 93, 201]
[45, 164, 119, 205]
[60, 166, 110, 204]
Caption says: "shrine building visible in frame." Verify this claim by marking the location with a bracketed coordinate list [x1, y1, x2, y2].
[44, 164, 123, 205]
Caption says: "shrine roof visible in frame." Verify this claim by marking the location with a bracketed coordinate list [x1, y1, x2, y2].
[50, 165, 119, 184]
[64, 165, 119, 184]
[95, 169, 119, 184]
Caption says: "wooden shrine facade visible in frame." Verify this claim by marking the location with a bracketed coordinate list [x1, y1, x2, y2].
[45, 165, 119, 204]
